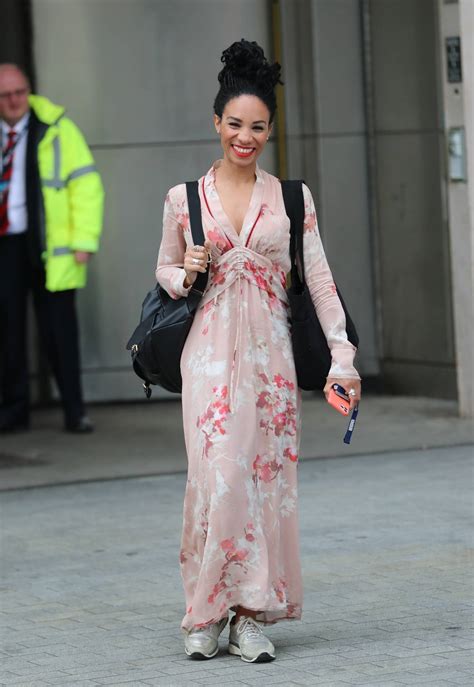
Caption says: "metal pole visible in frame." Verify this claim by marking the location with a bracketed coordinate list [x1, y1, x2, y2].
[271, 0, 288, 179]
[360, 0, 384, 375]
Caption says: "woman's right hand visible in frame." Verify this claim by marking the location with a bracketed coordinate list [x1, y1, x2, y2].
[183, 239, 213, 288]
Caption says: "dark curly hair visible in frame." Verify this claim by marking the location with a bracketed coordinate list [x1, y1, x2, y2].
[214, 39, 282, 124]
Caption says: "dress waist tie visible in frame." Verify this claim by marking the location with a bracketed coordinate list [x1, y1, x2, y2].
[229, 273, 243, 413]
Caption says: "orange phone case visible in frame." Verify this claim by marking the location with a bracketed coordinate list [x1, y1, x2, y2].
[327, 388, 350, 416]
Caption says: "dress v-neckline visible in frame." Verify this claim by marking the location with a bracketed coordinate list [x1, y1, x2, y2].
[215, 178, 256, 237]
[204, 162, 264, 246]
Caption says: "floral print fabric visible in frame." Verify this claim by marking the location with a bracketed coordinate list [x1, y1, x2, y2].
[156, 162, 359, 631]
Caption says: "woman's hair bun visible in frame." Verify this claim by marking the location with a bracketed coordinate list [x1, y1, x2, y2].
[218, 39, 282, 94]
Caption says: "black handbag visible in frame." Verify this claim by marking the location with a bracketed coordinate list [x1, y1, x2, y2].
[281, 180, 359, 391]
[126, 181, 208, 396]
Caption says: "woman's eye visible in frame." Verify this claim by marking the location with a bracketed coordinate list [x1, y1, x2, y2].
[229, 123, 239, 128]
[254, 127, 264, 132]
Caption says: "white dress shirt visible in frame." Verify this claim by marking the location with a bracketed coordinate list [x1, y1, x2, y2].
[1, 111, 30, 235]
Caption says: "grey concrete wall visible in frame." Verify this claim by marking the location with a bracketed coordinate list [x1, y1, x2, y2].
[440, 0, 474, 416]
[370, 0, 456, 397]
[281, 0, 379, 378]
[30, 0, 458, 403]
[31, 0, 274, 401]
[459, 0, 474, 417]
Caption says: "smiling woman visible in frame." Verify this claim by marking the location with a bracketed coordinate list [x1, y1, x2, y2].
[154, 38, 361, 664]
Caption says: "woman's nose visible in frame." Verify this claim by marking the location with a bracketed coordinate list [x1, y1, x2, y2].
[237, 129, 253, 143]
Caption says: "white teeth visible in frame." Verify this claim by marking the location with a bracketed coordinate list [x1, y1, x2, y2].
[234, 146, 253, 154]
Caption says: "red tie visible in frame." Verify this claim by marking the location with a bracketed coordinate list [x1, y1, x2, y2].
[0, 131, 18, 236]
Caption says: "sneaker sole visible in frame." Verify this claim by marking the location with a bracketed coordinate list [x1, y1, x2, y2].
[185, 646, 219, 660]
[228, 643, 275, 662]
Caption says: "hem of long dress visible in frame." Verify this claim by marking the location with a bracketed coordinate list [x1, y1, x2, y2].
[181, 604, 302, 632]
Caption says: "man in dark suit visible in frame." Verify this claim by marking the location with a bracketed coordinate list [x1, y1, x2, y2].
[0, 63, 104, 433]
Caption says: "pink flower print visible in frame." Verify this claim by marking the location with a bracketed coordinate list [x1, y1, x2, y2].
[208, 536, 250, 605]
[272, 412, 287, 436]
[273, 577, 288, 603]
[256, 390, 271, 410]
[244, 523, 255, 542]
[260, 463, 274, 483]
[212, 267, 226, 286]
[175, 208, 190, 231]
[200, 506, 209, 540]
[244, 261, 271, 294]
[284, 447, 298, 463]
[252, 454, 283, 485]
[286, 603, 300, 617]
[304, 208, 317, 233]
[208, 580, 226, 604]
[221, 538, 234, 552]
[196, 385, 230, 456]
[201, 299, 218, 336]
[256, 373, 297, 439]
[330, 283, 337, 294]
[207, 227, 231, 252]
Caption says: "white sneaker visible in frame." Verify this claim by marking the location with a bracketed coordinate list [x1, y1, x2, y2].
[228, 616, 276, 662]
[184, 616, 228, 659]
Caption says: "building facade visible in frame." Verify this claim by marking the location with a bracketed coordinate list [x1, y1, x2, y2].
[2, 0, 473, 416]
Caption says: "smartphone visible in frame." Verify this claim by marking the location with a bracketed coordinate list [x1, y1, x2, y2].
[327, 383, 350, 416]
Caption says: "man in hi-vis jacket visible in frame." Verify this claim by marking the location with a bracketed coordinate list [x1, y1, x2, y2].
[0, 63, 104, 433]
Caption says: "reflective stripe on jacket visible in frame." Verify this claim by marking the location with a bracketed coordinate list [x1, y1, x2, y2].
[29, 94, 104, 291]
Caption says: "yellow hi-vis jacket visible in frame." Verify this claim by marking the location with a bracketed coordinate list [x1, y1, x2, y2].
[30, 94, 104, 291]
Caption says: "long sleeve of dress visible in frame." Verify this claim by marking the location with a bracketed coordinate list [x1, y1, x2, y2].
[155, 187, 192, 299]
[302, 184, 360, 380]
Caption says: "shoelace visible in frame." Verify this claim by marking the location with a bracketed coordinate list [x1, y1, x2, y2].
[238, 617, 262, 639]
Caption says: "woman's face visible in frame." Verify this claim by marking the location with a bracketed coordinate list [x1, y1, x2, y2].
[214, 94, 272, 168]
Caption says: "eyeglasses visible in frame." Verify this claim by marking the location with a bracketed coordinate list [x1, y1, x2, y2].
[0, 88, 29, 100]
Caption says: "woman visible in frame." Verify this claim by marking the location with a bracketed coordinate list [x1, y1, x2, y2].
[156, 39, 361, 663]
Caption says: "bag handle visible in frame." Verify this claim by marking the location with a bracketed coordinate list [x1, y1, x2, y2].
[185, 181, 209, 296]
[281, 179, 305, 292]
[282, 179, 360, 349]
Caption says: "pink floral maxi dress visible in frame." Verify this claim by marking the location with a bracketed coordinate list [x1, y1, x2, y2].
[156, 163, 359, 631]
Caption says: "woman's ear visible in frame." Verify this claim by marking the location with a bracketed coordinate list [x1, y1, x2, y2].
[214, 114, 221, 135]
[267, 123, 273, 141]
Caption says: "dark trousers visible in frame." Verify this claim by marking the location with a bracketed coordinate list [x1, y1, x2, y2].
[0, 233, 84, 427]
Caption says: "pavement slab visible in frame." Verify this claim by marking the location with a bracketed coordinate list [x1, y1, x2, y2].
[0, 395, 472, 490]
[0, 444, 473, 686]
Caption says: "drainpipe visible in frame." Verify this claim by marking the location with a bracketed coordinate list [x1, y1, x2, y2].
[271, 0, 288, 180]
[360, 0, 384, 376]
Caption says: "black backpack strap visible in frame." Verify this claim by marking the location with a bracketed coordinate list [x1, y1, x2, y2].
[185, 181, 209, 295]
[281, 179, 305, 290]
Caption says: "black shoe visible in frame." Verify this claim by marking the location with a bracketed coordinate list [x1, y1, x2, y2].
[65, 416, 94, 434]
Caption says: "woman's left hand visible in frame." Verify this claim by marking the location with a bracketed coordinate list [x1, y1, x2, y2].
[324, 378, 361, 410]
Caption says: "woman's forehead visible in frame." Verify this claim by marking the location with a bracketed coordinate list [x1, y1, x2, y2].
[222, 95, 270, 122]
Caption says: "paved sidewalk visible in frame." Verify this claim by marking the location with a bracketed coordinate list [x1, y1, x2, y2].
[1, 395, 473, 490]
[1, 445, 473, 686]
